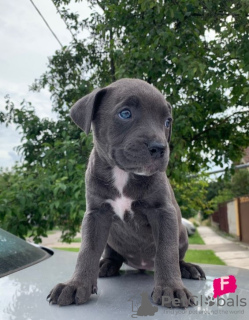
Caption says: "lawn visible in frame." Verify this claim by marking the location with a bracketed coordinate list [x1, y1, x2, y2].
[53, 247, 80, 252]
[188, 229, 205, 245]
[185, 249, 225, 265]
[53, 248, 225, 265]
[71, 237, 81, 243]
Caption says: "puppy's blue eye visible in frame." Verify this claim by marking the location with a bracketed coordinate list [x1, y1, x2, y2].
[119, 109, 132, 119]
[165, 118, 172, 128]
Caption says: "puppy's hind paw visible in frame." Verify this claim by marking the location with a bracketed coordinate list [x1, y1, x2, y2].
[99, 258, 122, 277]
[180, 261, 206, 280]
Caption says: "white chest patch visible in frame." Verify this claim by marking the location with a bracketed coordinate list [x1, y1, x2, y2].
[106, 166, 133, 220]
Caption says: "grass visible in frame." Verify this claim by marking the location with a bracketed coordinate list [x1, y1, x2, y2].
[188, 229, 205, 245]
[53, 247, 80, 252]
[53, 248, 225, 265]
[71, 237, 81, 243]
[47, 230, 57, 235]
[185, 250, 225, 265]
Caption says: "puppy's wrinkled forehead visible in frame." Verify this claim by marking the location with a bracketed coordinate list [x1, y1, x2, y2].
[108, 79, 170, 111]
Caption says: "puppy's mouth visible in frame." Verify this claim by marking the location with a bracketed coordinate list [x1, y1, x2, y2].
[111, 149, 167, 176]
[133, 163, 161, 176]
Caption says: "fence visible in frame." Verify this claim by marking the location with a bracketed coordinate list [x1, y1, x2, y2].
[211, 196, 249, 244]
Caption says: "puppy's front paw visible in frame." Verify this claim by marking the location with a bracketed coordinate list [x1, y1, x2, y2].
[47, 280, 97, 306]
[151, 285, 195, 308]
[180, 261, 206, 280]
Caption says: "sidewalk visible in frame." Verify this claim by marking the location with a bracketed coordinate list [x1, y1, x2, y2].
[189, 226, 249, 270]
[40, 231, 81, 248]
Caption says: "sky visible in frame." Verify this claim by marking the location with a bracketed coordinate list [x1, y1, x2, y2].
[0, 0, 92, 169]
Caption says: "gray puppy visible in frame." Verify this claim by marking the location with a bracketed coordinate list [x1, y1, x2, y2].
[47, 78, 205, 308]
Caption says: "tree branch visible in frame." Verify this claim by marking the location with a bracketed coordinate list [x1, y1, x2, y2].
[192, 111, 249, 141]
[96, 0, 105, 11]
[109, 28, 116, 82]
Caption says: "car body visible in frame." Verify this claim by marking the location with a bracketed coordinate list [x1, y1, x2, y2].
[182, 218, 196, 236]
[1, 228, 249, 320]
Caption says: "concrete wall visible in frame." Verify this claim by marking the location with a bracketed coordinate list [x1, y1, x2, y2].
[227, 200, 238, 236]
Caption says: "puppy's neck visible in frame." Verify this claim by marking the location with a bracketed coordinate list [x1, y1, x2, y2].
[88, 147, 123, 181]
[92, 141, 115, 167]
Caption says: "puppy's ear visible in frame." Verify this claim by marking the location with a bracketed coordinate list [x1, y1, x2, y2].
[168, 123, 172, 143]
[167, 102, 173, 143]
[70, 88, 107, 134]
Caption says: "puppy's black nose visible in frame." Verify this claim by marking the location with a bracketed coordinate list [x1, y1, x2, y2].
[147, 142, 166, 159]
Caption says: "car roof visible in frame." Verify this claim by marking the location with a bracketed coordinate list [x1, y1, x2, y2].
[1, 249, 249, 320]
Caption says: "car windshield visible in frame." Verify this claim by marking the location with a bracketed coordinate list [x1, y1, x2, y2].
[0, 228, 52, 277]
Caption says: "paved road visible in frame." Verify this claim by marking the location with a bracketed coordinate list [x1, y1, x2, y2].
[40, 226, 249, 270]
[189, 226, 249, 270]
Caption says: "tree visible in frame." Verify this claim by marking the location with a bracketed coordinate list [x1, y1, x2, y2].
[208, 169, 249, 210]
[1, 0, 249, 241]
[171, 177, 212, 219]
[230, 169, 249, 197]
[0, 98, 92, 242]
